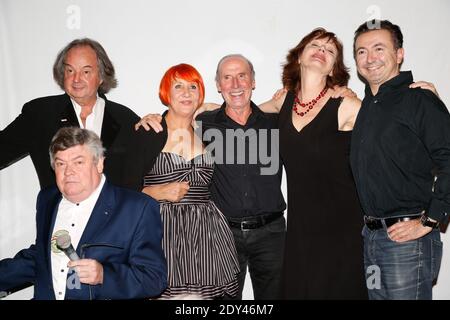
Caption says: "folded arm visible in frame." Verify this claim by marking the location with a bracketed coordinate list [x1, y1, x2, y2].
[143, 181, 189, 202]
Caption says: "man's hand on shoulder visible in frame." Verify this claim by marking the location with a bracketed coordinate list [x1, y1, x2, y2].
[135, 114, 163, 132]
[332, 85, 357, 99]
[193, 103, 221, 119]
[409, 81, 439, 98]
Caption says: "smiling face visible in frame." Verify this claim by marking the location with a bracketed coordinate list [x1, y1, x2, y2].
[168, 78, 201, 117]
[216, 56, 255, 112]
[299, 37, 337, 76]
[355, 29, 404, 94]
[63, 45, 103, 107]
[54, 144, 103, 203]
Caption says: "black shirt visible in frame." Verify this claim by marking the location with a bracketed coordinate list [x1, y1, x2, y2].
[350, 71, 450, 223]
[196, 101, 286, 218]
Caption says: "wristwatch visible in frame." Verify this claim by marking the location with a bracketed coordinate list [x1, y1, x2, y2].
[420, 214, 440, 228]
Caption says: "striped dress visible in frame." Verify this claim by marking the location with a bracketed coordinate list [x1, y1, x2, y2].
[144, 151, 239, 299]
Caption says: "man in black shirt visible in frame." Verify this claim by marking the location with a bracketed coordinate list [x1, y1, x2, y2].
[136, 54, 286, 299]
[351, 20, 450, 299]
[198, 54, 286, 299]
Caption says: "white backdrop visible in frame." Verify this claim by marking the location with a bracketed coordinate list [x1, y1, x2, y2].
[1, 0, 449, 300]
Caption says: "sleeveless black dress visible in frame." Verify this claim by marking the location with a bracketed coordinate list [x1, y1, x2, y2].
[279, 91, 367, 299]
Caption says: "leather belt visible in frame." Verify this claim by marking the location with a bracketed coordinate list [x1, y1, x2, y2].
[364, 215, 421, 230]
[227, 212, 283, 230]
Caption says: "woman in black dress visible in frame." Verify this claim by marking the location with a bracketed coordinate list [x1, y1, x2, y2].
[259, 28, 367, 299]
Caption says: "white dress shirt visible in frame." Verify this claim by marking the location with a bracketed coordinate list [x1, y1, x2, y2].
[51, 175, 106, 300]
[71, 96, 105, 137]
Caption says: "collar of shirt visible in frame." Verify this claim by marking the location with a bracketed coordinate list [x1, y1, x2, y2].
[70, 95, 105, 137]
[215, 101, 265, 128]
[364, 71, 414, 98]
[58, 174, 106, 227]
[51, 175, 106, 300]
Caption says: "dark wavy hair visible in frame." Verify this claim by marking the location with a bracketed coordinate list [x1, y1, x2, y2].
[282, 28, 349, 92]
[353, 19, 403, 57]
[53, 38, 117, 94]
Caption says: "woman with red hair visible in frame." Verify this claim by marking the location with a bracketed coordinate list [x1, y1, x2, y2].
[123, 64, 239, 299]
[259, 28, 367, 299]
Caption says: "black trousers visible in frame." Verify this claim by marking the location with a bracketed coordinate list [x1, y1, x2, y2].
[228, 216, 286, 300]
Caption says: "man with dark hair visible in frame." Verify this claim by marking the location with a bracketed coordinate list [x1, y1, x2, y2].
[0, 38, 139, 189]
[351, 19, 450, 299]
[0, 127, 166, 300]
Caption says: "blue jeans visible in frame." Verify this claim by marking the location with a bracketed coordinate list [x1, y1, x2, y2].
[363, 225, 443, 300]
[228, 216, 286, 300]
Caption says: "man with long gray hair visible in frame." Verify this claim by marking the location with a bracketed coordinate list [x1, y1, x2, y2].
[0, 38, 139, 189]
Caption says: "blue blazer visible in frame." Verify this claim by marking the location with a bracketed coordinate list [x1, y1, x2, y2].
[0, 181, 167, 299]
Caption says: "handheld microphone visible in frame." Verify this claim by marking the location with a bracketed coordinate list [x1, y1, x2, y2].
[56, 233, 80, 261]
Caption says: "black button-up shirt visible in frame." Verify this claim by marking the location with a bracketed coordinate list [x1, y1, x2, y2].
[350, 71, 450, 223]
[196, 101, 286, 218]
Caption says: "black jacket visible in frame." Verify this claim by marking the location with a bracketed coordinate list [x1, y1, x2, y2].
[121, 116, 168, 191]
[0, 93, 140, 189]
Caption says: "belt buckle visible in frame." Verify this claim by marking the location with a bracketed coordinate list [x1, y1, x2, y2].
[241, 220, 257, 231]
[363, 216, 373, 225]
[364, 216, 378, 230]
